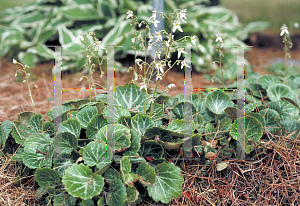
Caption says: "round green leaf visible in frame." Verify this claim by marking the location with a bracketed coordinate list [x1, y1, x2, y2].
[139, 140, 164, 160]
[204, 123, 216, 140]
[104, 167, 119, 184]
[29, 113, 44, 132]
[131, 114, 155, 135]
[53, 132, 78, 154]
[61, 118, 81, 139]
[17, 111, 35, 127]
[205, 90, 234, 115]
[106, 179, 127, 206]
[126, 185, 139, 203]
[53, 155, 73, 178]
[62, 163, 105, 200]
[248, 113, 265, 127]
[173, 102, 196, 120]
[267, 100, 299, 122]
[22, 147, 53, 169]
[147, 102, 164, 120]
[260, 109, 280, 132]
[95, 124, 131, 152]
[147, 162, 184, 204]
[53, 193, 77, 206]
[82, 140, 112, 169]
[267, 83, 294, 102]
[123, 128, 141, 156]
[144, 126, 173, 142]
[35, 168, 60, 187]
[76, 106, 98, 129]
[23, 132, 52, 153]
[86, 114, 107, 140]
[192, 99, 215, 123]
[230, 116, 263, 142]
[43, 121, 55, 137]
[167, 119, 196, 137]
[259, 75, 281, 89]
[104, 105, 130, 123]
[114, 83, 150, 113]
[136, 162, 156, 186]
[11, 124, 35, 144]
[0, 120, 13, 149]
[120, 156, 131, 174]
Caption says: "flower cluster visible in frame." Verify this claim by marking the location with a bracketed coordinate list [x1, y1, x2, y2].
[74, 32, 108, 101]
[126, 9, 196, 97]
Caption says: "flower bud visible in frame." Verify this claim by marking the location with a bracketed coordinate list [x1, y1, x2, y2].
[23, 80, 26, 83]
[35, 85, 38, 88]
[13, 59, 17, 64]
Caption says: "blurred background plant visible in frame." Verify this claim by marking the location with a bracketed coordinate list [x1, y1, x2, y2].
[1, 0, 291, 76]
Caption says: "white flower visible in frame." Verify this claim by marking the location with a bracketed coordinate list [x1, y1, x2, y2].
[156, 62, 164, 73]
[280, 24, 289, 36]
[148, 43, 152, 50]
[173, 20, 183, 32]
[215, 33, 223, 42]
[165, 35, 173, 47]
[131, 38, 135, 43]
[150, 8, 157, 19]
[168, 60, 172, 68]
[76, 33, 84, 42]
[178, 9, 187, 23]
[138, 33, 141, 39]
[155, 31, 162, 42]
[156, 72, 162, 81]
[294, 22, 299, 28]
[177, 47, 187, 59]
[95, 40, 105, 51]
[151, 18, 160, 28]
[135, 58, 142, 64]
[134, 73, 138, 81]
[181, 58, 190, 69]
[148, 34, 154, 43]
[168, 83, 176, 89]
[135, 59, 143, 70]
[149, 98, 154, 104]
[140, 83, 147, 91]
[139, 43, 144, 48]
[89, 32, 93, 36]
[13, 59, 17, 64]
[191, 35, 197, 46]
[126, 10, 133, 19]
[157, 50, 161, 59]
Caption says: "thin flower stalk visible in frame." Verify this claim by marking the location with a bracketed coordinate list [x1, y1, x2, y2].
[13, 59, 37, 113]
[280, 24, 292, 83]
[215, 33, 224, 89]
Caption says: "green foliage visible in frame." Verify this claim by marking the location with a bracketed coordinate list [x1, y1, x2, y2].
[0, 0, 268, 73]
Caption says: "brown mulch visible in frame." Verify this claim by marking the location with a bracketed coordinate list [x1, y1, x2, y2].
[1, 32, 300, 205]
